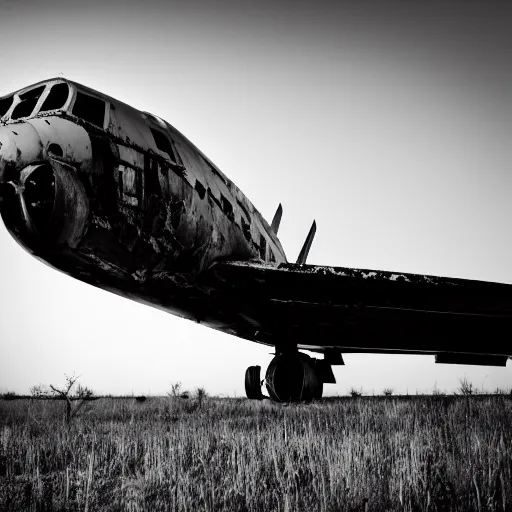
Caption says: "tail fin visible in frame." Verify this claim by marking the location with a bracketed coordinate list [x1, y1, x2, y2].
[270, 203, 283, 234]
[296, 220, 316, 264]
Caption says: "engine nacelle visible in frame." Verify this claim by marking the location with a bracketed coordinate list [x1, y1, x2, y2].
[0, 159, 89, 255]
[265, 352, 323, 402]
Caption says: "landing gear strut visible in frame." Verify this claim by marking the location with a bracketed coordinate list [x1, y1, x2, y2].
[245, 351, 329, 402]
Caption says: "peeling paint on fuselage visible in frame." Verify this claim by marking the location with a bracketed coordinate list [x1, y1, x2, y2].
[0, 78, 287, 325]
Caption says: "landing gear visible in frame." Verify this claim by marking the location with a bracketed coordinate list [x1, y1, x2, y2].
[245, 351, 326, 402]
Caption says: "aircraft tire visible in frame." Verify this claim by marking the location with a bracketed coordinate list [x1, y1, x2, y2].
[245, 365, 264, 399]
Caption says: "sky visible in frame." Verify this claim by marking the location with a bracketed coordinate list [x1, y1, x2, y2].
[1, 0, 511, 397]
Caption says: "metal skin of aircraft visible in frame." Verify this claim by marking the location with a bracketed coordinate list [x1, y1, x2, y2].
[0, 78, 511, 403]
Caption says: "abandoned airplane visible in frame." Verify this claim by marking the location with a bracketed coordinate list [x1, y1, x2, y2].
[0, 78, 510, 402]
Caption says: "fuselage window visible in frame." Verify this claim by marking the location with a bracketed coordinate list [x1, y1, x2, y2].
[259, 234, 267, 260]
[221, 194, 234, 221]
[241, 216, 251, 241]
[39, 83, 70, 113]
[72, 92, 106, 127]
[195, 180, 206, 199]
[11, 86, 46, 120]
[207, 187, 222, 209]
[0, 96, 13, 118]
[118, 165, 142, 207]
[150, 128, 178, 162]
[236, 199, 251, 224]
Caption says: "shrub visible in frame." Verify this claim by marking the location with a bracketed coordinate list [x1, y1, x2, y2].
[168, 382, 183, 398]
[458, 377, 474, 396]
[349, 387, 363, 397]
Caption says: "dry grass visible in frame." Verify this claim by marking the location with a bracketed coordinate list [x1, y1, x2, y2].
[1, 395, 511, 511]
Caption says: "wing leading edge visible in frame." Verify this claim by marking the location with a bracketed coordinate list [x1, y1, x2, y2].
[200, 260, 512, 362]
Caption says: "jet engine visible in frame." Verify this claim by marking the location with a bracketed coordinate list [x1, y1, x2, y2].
[0, 160, 89, 255]
[265, 352, 323, 402]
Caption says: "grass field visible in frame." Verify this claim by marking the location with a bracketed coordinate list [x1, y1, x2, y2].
[1, 395, 511, 511]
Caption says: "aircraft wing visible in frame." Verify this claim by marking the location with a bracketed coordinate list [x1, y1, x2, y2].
[200, 260, 512, 364]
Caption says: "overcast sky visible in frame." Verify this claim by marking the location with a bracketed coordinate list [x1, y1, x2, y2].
[1, 0, 511, 397]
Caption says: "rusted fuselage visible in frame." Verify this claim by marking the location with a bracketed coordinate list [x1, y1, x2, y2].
[2, 78, 512, 366]
[0, 78, 286, 326]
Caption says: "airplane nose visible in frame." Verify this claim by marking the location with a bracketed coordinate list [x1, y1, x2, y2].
[0, 125, 89, 254]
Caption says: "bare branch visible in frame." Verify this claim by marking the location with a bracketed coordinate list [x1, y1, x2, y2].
[45, 373, 95, 423]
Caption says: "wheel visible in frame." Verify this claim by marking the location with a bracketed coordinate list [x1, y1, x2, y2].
[265, 352, 322, 402]
[245, 365, 264, 399]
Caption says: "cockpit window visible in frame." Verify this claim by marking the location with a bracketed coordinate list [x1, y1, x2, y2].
[39, 83, 70, 113]
[0, 96, 13, 118]
[11, 86, 45, 120]
[150, 128, 178, 162]
[72, 92, 106, 127]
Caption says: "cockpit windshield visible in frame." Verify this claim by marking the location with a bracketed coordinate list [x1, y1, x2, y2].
[1, 82, 71, 122]
[11, 86, 46, 120]
[0, 95, 13, 119]
[39, 83, 70, 113]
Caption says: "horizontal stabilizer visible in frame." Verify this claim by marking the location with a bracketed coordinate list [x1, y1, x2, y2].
[296, 220, 316, 265]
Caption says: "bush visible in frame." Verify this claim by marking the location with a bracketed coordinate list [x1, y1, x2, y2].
[458, 377, 474, 396]
[349, 387, 363, 397]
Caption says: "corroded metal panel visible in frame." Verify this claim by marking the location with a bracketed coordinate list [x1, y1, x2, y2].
[0, 123, 43, 181]
[27, 117, 92, 170]
[106, 97, 154, 149]
[165, 120, 286, 264]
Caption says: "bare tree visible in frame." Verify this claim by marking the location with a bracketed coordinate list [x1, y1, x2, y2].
[49, 373, 94, 424]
